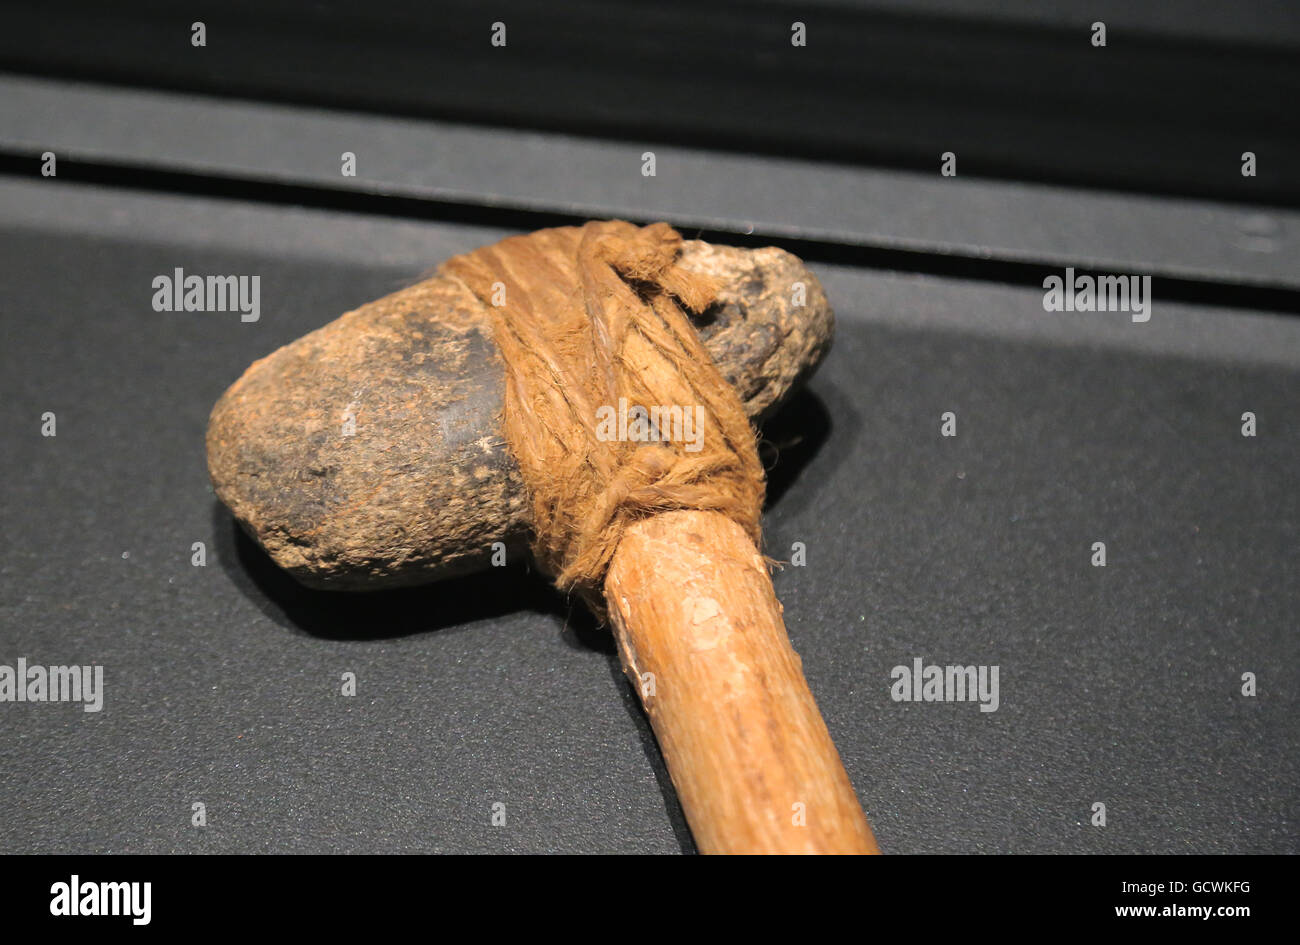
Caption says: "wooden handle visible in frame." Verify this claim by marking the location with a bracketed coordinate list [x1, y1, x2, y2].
[604, 509, 880, 854]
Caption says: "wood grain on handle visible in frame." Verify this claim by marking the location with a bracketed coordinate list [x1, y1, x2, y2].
[605, 509, 880, 854]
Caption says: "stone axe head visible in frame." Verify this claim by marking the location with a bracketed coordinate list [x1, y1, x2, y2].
[207, 237, 833, 591]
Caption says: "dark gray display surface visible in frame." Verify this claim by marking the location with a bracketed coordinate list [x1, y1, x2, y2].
[1, 177, 1295, 854]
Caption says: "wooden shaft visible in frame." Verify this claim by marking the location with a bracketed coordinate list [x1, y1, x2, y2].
[604, 509, 880, 854]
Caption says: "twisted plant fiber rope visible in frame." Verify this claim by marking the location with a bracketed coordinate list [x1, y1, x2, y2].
[442, 221, 766, 615]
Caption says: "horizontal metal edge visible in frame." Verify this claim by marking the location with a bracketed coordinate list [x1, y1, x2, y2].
[2, 74, 1297, 292]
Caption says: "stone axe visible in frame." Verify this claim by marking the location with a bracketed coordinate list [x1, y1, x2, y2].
[207, 223, 880, 854]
